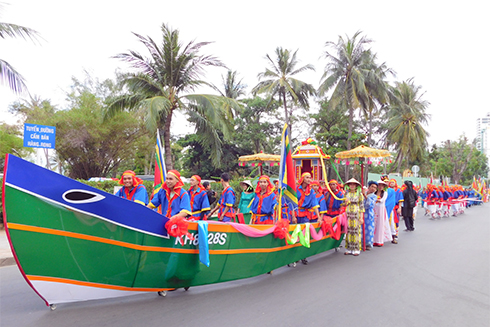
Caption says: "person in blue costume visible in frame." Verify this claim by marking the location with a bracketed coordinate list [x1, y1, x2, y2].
[115, 170, 148, 205]
[442, 186, 452, 217]
[389, 179, 404, 239]
[250, 175, 277, 224]
[148, 170, 191, 218]
[296, 172, 321, 224]
[209, 173, 236, 222]
[296, 172, 321, 265]
[324, 180, 344, 218]
[310, 180, 327, 220]
[381, 176, 398, 244]
[363, 181, 378, 249]
[188, 175, 210, 220]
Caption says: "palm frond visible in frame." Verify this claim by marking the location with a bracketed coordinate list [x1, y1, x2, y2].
[0, 59, 27, 94]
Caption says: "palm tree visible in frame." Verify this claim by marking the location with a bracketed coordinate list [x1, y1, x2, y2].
[318, 31, 375, 150]
[107, 23, 240, 170]
[385, 78, 430, 172]
[0, 4, 40, 93]
[216, 70, 246, 100]
[252, 47, 316, 133]
[361, 52, 395, 146]
[212, 70, 246, 117]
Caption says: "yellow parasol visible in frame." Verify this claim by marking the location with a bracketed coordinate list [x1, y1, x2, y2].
[335, 145, 391, 252]
[238, 153, 280, 175]
[335, 145, 391, 160]
[335, 146, 391, 185]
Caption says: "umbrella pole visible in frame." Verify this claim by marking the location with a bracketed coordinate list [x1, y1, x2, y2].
[361, 162, 364, 187]
[361, 162, 366, 251]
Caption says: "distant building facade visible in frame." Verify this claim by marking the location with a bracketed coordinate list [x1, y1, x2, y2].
[476, 112, 490, 168]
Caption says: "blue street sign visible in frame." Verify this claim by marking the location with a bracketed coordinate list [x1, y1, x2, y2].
[23, 123, 56, 149]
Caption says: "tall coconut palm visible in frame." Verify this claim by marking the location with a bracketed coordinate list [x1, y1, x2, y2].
[361, 52, 395, 146]
[0, 4, 40, 93]
[107, 23, 240, 170]
[216, 70, 246, 100]
[385, 78, 430, 172]
[252, 47, 316, 132]
[318, 31, 374, 150]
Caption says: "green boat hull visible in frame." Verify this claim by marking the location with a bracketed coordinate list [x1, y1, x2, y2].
[3, 154, 344, 306]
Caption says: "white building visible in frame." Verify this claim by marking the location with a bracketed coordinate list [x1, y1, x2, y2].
[476, 113, 490, 168]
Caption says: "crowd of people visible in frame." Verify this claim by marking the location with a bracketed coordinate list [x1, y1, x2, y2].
[420, 184, 485, 219]
[115, 169, 487, 260]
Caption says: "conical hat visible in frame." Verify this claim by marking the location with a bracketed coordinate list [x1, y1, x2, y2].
[345, 178, 361, 186]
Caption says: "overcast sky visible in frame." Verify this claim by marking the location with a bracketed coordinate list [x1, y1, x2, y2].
[1, 0, 488, 146]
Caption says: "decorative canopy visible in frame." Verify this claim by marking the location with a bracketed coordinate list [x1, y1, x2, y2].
[238, 153, 280, 170]
[292, 139, 330, 160]
[238, 153, 280, 162]
[335, 145, 390, 159]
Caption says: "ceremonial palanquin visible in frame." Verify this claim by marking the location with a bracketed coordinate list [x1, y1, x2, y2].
[2, 154, 345, 309]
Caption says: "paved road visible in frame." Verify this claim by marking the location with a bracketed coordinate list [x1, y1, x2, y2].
[1, 205, 489, 327]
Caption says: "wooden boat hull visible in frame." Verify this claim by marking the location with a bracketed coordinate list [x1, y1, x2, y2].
[2, 154, 343, 306]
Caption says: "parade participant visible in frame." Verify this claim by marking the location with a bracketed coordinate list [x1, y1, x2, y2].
[273, 180, 279, 195]
[412, 184, 420, 219]
[442, 186, 453, 217]
[436, 186, 445, 217]
[115, 170, 149, 205]
[296, 172, 321, 224]
[320, 180, 328, 194]
[363, 181, 378, 250]
[382, 176, 398, 244]
[452, 186, 464, 215]
[389, 179, 404, 238]
[148, 170, 191, 218]
[274, 179, 297, 223]
[188, 175, 210, 220]
[373, 180, 392, 247]
[324, 180, 344, 218]
[421, 186, 429, 216]
[342, 178, 365, 256]
[250, 175, 278, 224]
[203, 181, 217, 208]
[296, 172, 321, 265]
[426, 184, 439, 219]
[236, 180, 254, 224]
[402, 180, 418, 231]
[208, 173, 236, 222]
[311, 180, 327, 219]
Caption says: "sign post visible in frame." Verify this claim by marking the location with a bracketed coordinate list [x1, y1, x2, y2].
[23, 123, 56, 149]
[411, 165, 420, 177]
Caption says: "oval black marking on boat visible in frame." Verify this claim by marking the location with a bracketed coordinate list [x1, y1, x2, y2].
[62, 189, 106, 204]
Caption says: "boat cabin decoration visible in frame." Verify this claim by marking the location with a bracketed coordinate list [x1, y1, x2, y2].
[292, 138, 330, 182]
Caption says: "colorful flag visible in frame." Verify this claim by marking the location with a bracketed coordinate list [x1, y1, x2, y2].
[278, 124, 298, 218]
[153, 129, 166, 213]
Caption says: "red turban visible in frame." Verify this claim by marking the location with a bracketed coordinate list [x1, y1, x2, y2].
[118, 170, 143, 187]
[256, 175, 274, 195]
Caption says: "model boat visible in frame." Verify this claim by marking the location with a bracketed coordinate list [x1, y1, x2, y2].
[2, 154, 344, 308]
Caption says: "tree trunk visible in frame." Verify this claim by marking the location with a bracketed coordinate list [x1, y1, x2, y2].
[283, 92, 289, 128]
[44, 148, 51, 170]
[344, 106, 354, 180]
[368, 109, 373, 146]
[388, 151, 402, 174]
[163, 111, 174, 171]
[347, 106, 353, 150]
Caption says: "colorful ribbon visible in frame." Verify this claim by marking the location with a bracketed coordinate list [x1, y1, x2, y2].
[197, 221, 210, 267]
